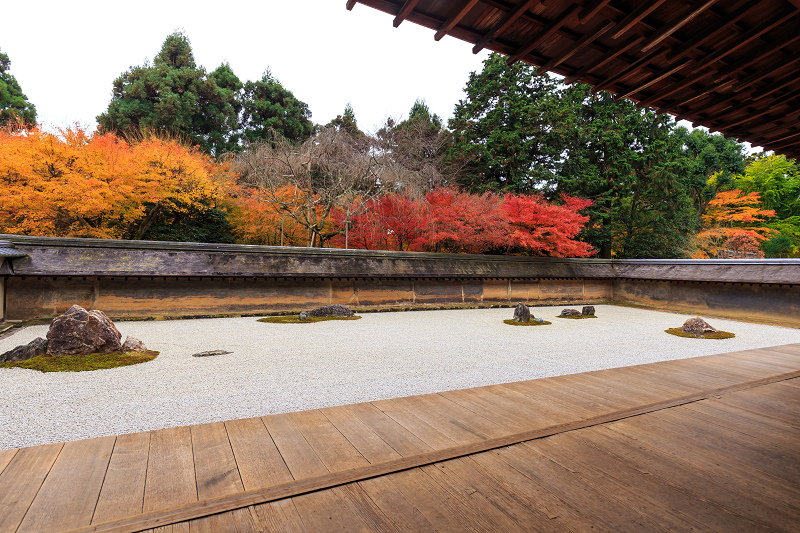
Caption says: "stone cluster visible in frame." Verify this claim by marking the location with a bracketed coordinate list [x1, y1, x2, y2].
[299, 304, 355, 320]
[1, 305, 146, 363]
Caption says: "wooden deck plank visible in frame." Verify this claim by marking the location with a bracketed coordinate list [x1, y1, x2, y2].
[142, 427, 196, 513]
[389, 393, 509, 444]
[682, 396, 800, 443]
[92, 432, 150, 524]
[18, 436, 115, 533]
[184, 507, 260, 533]
[592, 417, 794, 527]
[356, 477, 439, 532]
[0, 443, 62, 533]
[289, 409, 370, 472]
[553, 431, 776, 532]
[439, 387, 540, 433]
[190, 421, 244, 500]
[291, 485, 397, 533]
[261, 414, 327, 480]
[496, 442, 671, 531]
[584, 423, 800, 531]
[0, 448, 17, 475]
[370, 398, 458, 450]
[707, 387, 800, 424]
[251, 500, 308, 533]
[320, 405, 402, 463]
[346, 401, 434, 456]
[225, 417, 293, 491]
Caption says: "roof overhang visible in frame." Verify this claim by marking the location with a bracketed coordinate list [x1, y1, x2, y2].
[347, 0, 800, 159]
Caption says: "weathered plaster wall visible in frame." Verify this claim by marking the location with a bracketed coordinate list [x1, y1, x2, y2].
[1, 235, 798, 326]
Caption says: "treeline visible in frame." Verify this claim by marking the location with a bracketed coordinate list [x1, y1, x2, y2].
[1, 34, 798, 258]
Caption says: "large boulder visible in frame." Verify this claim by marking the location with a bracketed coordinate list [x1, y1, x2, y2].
[0, 337, 49, 363]
[681, 317, 717, 335]
[46, 305, 123, 355]
[512, 302, 531, 323]
[560, 308, 581, 317]
[582, 305, 596, 316]
[299, 304, 355, 320]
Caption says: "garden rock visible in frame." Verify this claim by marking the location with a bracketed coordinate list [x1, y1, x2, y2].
[560, 308, 581, 317]
[299, 304, 354, 320]
[192, 350, 233, 357]
[582, 306, 595, 316]
[512, 302, 531, 322]
[0, 337, 49, 363]
[46, 305, 123, 355]
[681, 317, 717, 335]
[122, 336, 147, 352]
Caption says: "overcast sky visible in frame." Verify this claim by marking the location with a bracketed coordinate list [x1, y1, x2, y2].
[2, 0, 492, 134]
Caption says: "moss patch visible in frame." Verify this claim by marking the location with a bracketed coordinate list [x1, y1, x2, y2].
[556, 315, 597, 319]
[665, 328, 735, 339]
[503, 319, 552, 326]
[258, 315, 362, 324]
[0, 351, 159, 372]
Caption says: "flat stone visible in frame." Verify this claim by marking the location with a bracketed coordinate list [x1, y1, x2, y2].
[300, 304, 354, 319]
[560, 308, 581, 317]
[122, 336, 147, 352]
[191, 350, 233, 357]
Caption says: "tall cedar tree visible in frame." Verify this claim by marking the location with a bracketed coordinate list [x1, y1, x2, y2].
[97, 32, 239, 156]
[0, 47, 37, 127]
[681, 128, 747, 216]
[447, 54, 564, 193]
[240, 70, 314, 145]
[554, 87, 697, 258]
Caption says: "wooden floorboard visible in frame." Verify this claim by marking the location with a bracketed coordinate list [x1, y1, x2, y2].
[2, 343, 798, 533]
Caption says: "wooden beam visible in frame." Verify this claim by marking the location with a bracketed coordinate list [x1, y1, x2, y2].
[435, 0, 480, 41]
[729, 34, 800, 89]
[346, 0, 357, 10]
[591, 47, 664, 93]
[640, 0, 719, 53]
[710, 104, 790, 133]
[393, 0, 421, 27]
[472, 0, 542, 54]
[610, 0, 668, 40]
[615, 58, 694, 100]
[664, 0, 759, 62]
[563, 34, 644, 85]
[578, 0, 613, 24]
[538, 20, 615, 75]
[507, 5, 581, 64]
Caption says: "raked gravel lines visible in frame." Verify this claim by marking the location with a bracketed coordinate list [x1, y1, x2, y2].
[2, 305, 800, 450]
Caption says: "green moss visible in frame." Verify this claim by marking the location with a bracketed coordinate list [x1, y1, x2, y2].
[258, 315, 362, 324]
[556, 315, 597, 319]
[503, 319, 552, 326]
[0, 351, 159, 372]
[665, 328, 735, 339]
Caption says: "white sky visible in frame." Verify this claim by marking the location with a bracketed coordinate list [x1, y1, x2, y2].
[2, 0, 491, 134]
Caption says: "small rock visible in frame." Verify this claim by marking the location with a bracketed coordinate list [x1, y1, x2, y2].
[533, 317, 545, 323]
[512, 302, 531, 323]
[46, 305, 122, 355]
[681, 317, 717, 335]
[0, 337, 49, 363]
[191, 350, 233, 357]
[560, 308, 581, 317]
[122, 336, 147, 352]
[301, 304, 354, 319]
[582, 306, 595, 316]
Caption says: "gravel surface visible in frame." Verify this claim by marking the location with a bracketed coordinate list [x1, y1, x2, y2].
[2, 305, 799, 450]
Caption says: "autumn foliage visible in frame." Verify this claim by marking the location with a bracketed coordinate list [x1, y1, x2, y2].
[0, 125, 225, 239]
[327, 188, 595, 257]
[692, 189, 776, 258]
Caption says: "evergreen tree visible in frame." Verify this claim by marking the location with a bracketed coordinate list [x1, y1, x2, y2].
[240, 70, 313, 144]
[680, 128, 747, 215]
[0, 47, 37, 127]
[447, 53, 564, 192]
[326, 103, 363, 138]
[97, 31, 239, 156]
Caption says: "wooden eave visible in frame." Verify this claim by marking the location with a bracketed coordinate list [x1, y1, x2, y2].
[347, 0, 800, 160]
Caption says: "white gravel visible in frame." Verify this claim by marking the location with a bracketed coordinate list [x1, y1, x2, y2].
[2, 305, 799, 450]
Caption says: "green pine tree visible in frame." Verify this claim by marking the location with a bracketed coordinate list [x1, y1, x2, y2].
[0, 47, 37, 127]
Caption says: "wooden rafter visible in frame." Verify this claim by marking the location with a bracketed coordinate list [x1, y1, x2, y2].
[393, 0, 421, 27]
[507, 5, 581, 64]
[563, 34, 644, 85]
[578, 0, 613, 24]
[538, 20, 615, 75]
[346, 0, 357, 10]
[664, 0, 759, 62]
[609, 0, 668, 40]
[435, 0, 480, 41]
[640, 0, 719, 53]
[472, 0, 542, 54]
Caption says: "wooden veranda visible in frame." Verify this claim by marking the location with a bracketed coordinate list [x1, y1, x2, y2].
[1, 344, 798, 532]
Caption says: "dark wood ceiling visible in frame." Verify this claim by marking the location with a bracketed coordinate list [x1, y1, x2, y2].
[347, 0, 800, 160]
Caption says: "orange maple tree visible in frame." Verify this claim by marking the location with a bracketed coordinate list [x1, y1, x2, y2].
[0, 125, 224, 239]
[692, 189, 776, 258]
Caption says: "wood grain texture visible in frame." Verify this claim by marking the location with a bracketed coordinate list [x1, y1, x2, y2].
[0, 443, 63, 533]
[93, 432, 150, 523]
